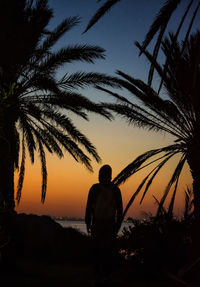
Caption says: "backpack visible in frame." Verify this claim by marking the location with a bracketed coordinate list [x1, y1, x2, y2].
[93, 183, 117, 221]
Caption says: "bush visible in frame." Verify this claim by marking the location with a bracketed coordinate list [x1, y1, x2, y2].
[119, 214, 193, 279]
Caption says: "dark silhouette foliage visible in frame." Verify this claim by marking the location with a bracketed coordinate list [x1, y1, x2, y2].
[0, 0, 118, 206]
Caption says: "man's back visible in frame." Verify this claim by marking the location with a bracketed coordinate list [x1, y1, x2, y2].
[93, 183, 117, 221]
[85, 181, 122, 235]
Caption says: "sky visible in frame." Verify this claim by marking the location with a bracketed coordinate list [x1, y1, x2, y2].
[15, 0, 199, 219]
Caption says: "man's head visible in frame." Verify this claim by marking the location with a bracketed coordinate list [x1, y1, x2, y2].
[99, 164, 112, 184]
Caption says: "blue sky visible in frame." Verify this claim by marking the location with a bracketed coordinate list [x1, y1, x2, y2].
[48, 0, 199, 74]
[47, 0, 199, 99]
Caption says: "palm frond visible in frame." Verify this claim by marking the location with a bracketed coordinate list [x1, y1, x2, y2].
[153, 195, 167, 215]
[27, 123, 54, 154]
[95, 85, 133, 105]
[180, 1, 200, 57]
[157, 154, 187, 215]
[21, 93, 91, 120]
[135, 41, 174, 85]
[147, 22, 167, 86]
[161, 34, 197, 129]
[14, 127, 20, 169]
[83, 0, 120, 33]
[167, 175, 179, 217]
[29, 118, 64, 158]
[42, 124, 93, 171]
[140, 151, 177, 204]
[58, 72, 120, 89]
[158, 0, 195, 94]
[122, 174, 151, 221]
[35, 0, 49, 10]
[115, 70, 191, 136]
[28, 90, 113, 120]
[40, 109, 101, 162]
[24, 73, 59, 93]
[38, 17, 80, 53]
[19, 114, 36, 163]
[16, 134, 26, 204]
[102, 102, 185, 139]
[140, 0, 181, 55]
[134, 41, 195, 133]
[98, 83, 188, 139]
[184, 187, 194, 219]
[121, 151, 175, 220]
[1, 0, 122, 205]
[38, 45, 105, 73]
[113, 143, 183, 186]
[37, 138, 47, 203]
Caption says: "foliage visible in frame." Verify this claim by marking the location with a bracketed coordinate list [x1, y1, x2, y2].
[0, 0, 119, 203]
[85, 0, 200, 88]
[97, 30, 200, 219]
[84, 0, 200, 219]
[0, 200, 15, 266]
[120, 212, 193, 279]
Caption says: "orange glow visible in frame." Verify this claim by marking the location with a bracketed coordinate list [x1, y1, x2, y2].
[15, 117, 192, 219]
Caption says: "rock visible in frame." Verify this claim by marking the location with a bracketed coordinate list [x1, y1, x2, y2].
[15, 213, 91, 262]
[16, 213, 63, 259]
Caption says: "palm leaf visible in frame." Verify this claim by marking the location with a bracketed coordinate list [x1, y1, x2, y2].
[16, 134, 26, 204]
[58, 71, 120, 89]
[38, 17, 80, 53]
[36, 121, 94, 171]
[38, 45, 106, 73]
[180, 1, 200, 57]
[184, 187, 194, 219]
[167, 175, 179, 217]
[103, 102, 185, 139]
[140, 0, 181, 55]
[37, 138, 47, 203]
[83, 0, 120, 33]
[158, 0, 195, 94]
[157, 154, 187, 215]
[113, 143, 183, 186]
[122, 174, 151, 221]
[140, 151, 177, 204]
[147, 22, 167, 86]
[95, 85, 133, 105]
[152, 195, 167, 215]
[121, 152, 175, 220]
[40, 109, 101, 162]
[14, 127, 20, 169]
[115, 70, 190, 136]
[19, 114, 36, 163]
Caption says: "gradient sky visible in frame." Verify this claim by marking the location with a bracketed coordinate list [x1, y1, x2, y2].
[15, 0, 198, 218]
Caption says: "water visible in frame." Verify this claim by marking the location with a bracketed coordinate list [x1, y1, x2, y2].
[55, 219, 133, 235]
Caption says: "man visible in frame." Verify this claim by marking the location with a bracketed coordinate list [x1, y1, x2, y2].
[85, 164, 123, 285]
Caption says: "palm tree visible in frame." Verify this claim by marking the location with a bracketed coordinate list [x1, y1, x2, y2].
[97, 30, 200, 254]
[85, 0, 199, 88]
[0, 0, 119, 212]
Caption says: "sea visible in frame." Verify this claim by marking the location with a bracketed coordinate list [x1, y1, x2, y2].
[55, 219, 133, 235]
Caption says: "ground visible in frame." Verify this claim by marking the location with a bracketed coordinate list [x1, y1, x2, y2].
[1, 258, 199, 287]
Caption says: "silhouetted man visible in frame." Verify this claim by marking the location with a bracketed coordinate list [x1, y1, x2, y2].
[85, 164, 123, 285]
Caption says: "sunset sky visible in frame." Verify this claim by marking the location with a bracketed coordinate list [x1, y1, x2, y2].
[15, 0, 198, 219]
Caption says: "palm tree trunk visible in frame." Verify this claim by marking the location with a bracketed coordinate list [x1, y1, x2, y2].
[191, 177, 200, 259]
[187, 138, 200, 259]
[0, 124, 16, 271]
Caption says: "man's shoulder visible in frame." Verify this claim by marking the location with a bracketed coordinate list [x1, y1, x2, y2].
[91, 183, 100, 188]
[111, 182, 120, 192]
[90, 183, 101, 192]
[90, 183, 120, 193]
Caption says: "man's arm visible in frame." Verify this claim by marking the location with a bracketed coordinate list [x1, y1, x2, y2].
[85, 185, 95, 233]
[115, 187, 123, 231]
